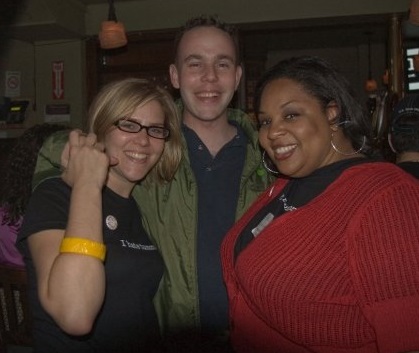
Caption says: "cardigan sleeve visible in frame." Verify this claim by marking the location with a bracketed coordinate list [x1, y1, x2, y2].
[349, 179, 419, 353]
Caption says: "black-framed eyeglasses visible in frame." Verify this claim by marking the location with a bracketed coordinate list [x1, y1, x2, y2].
[114, 119, 170, 139]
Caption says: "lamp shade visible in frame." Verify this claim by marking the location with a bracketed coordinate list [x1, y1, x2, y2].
[99, 21, 127, 49]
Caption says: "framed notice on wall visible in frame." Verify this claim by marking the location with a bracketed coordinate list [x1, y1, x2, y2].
[44, 103, 70, 123]
[5, 71, 21, 98]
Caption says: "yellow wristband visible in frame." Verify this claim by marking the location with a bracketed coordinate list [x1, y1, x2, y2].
[60, 237, 106, 262]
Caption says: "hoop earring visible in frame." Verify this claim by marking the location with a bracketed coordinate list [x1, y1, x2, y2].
[262, 150, 280, 175]
[330, 134, 366, 156]
[387, 133, 398, 153]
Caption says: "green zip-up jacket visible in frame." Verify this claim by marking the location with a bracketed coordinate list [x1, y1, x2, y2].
[32, 108, 274, 335]
[133, 108, 273, 335]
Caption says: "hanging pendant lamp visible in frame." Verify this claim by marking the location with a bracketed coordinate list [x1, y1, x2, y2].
[99, 0, 127, 50]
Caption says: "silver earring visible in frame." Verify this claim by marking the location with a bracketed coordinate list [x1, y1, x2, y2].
[262, 150, 280, 175]
[387, 133, 398, 154]
[331, 134, 366, 156]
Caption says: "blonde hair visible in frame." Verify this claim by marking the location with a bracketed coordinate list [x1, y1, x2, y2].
[87, 78, 182, 182]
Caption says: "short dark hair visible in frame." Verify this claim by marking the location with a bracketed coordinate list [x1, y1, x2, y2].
[173, 14, 241, 65]
[254, 55, 374, 156]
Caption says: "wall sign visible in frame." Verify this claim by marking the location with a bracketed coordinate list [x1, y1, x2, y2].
[52, 61, 64, 100]
[5, 71, 21, 97]
[44, 103, 70, 123]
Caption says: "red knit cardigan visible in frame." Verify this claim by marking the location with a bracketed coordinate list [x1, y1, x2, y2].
[221, 162, 419, 353]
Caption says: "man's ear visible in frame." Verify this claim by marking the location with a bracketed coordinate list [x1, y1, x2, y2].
[169, 64, 180, 89]
[234, 65, 243, 90]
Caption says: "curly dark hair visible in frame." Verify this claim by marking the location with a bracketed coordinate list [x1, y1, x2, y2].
[173, 14, 241, 64]
[0, 123, 69, 226]
[254, 56, 375, 156]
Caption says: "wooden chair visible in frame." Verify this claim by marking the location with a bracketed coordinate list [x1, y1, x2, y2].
[0, 264, 32, 351]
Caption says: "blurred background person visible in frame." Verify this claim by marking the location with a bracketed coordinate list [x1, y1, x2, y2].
[0, 123, 69, 267]
[222, 56, 419, 353]
[388, 94, 419, 178]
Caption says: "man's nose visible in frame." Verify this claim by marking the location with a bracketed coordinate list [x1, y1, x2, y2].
[202, 64, 218, 81]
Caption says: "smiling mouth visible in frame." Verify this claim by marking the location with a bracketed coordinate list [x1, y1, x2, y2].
[196, 91, 220, 99]
[273, 144, 297, 158]
[125, 151, 147, 161]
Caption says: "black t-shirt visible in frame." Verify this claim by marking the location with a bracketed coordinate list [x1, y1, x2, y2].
[18, 177, 164, 353]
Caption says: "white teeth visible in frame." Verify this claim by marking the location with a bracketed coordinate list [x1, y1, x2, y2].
[274, 145, 297, 154]
[125, 152, 147, 160]
[197, 92, 218, 98]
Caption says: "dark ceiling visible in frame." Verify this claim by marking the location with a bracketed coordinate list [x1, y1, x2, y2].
[78, 0, 142, 4]
[239, 14, 401, 55]
[55, 1, 415, 49]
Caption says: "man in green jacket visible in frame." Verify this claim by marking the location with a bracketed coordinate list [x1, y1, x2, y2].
[33, 15, 273, 348]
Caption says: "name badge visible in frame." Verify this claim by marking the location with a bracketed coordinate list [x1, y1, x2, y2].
[251, 212, 274, 237]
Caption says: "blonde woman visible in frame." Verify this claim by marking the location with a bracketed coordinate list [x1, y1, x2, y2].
[18, 78, 182, 353]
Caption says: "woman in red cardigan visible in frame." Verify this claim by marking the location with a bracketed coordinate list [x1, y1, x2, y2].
[221, 56, 419, 353]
